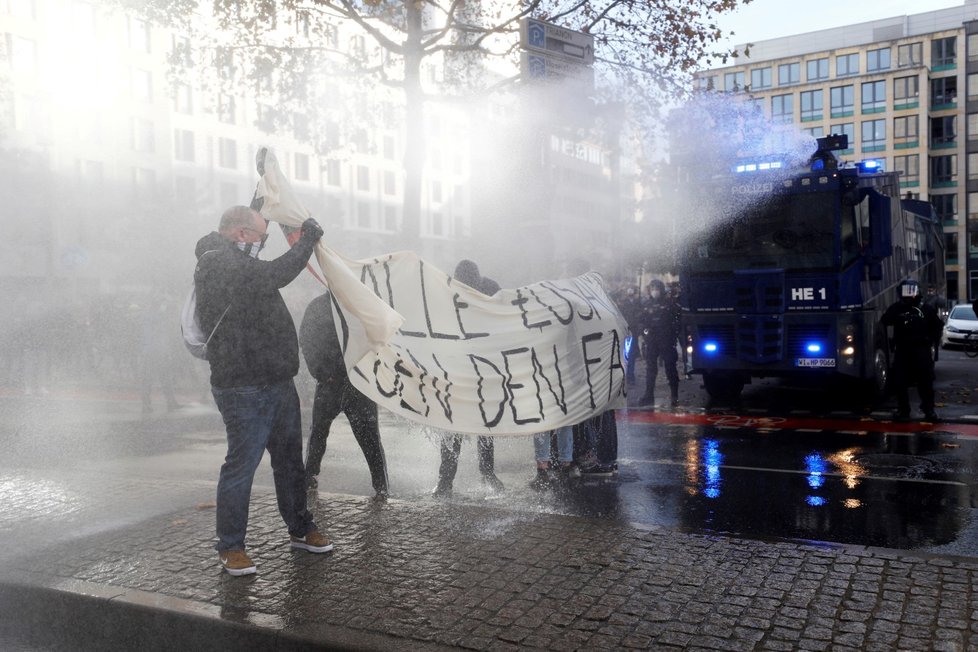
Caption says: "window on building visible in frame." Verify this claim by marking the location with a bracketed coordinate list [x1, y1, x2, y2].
[893, 154, 919, 185]
[294, 153, 309, 181]
[217, 94, 235, 124]
[931, 76, 958, 106]
[324, 23, 338, 47]
[131, 117, 154, 152]
[383, 205, 398, 232]
[2, 0, 36, 18]
[897, 42, 922, 67]
[695, 75, 716, 90]
[806, 58, 829, 81]
[932, 193, 957, 221]
[802, 126, 825, 139]
[799, 90, 822, 121]
[326, 159, 341, 186]
[861, 80, 885, 112]
[932, 36, 957, 67]
[836, 53, 859, 76]
[969, 154, 978, 180]
[431, 180, 443, 203]
[724, 71, 745, 92]
[356, 165, 370, 191]
[778, 62, 799, 86]
[830, 85, 854, 116]
[894, 115, 918, 146]
[946, 232, 959, 262]
[173, 83, 192, 114]
[174, 175, 195, 202]
[829, 122, 855, 149]
[430, 212, 444, 237]
[969, 73, 978, 100]
[357, 201, 371, 229]
[134, 167, 157, 199]
[7, 35, 37, 77]
[969, 113, 978, 139]
[383, 170, 396, 195]
[861, 119, 885, 150]
[867, 47, 891, 72]
[173, 129, 194, 162]
[893, 75, 919, 103]
[350, 34, 366, 57]
[218, 137, 237, 169]
[750, 67, 771, 90]
[970, 34, 978, 61]
[931, 116, 956, 146]
[131, 68, 152, 102]
[930, 154, 957, 184]
[171, 35, 192, 68]
[128, 16, 151, 53]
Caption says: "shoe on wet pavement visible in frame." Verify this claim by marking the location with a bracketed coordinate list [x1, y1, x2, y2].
[219, 549, 256, 576]
[482, 473, 505, 493]
[290, 530, 334, 553]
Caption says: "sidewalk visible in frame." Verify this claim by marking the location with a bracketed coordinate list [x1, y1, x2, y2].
[2, 488, 978, 651]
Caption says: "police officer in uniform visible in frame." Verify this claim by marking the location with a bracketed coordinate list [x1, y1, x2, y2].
[638, 279, 681, 408]
[881, 279, 943, 421]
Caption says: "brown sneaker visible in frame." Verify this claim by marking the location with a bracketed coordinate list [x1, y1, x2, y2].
[290, 530, 334, 553]
[219, 549, 256, 576]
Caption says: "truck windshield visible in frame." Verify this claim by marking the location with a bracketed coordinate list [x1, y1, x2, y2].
[688, 191, 837, 272]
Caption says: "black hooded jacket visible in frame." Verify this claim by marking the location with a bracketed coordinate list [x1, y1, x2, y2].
[193, 230, 317, 388]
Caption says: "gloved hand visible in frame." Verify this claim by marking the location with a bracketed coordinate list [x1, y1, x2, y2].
[300, 217, 324, 242]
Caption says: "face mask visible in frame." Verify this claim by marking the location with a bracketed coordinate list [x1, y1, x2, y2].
[650, 290, 661, 300]
[236, 241, 263, 258]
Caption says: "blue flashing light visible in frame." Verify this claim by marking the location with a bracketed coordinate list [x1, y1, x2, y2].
[805, 342, 823, 354]
[806, 495, 827, 507]
[811, 158, 825, 171]
[734, 160, 783, 174]
[857, 159, 883, 173]
[703, 341, 719, 354]
[624, 335, 634, 361]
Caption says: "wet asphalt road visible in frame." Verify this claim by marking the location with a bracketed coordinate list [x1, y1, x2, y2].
[1, 348, 978, 562]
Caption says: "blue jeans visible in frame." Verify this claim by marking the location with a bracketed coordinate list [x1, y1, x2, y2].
[533, 426, 574, 464]
[212, 379, 316, 552]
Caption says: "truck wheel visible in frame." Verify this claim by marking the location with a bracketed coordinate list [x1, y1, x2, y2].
[703, 372, 745, 401]
[871, 347, 889, 398]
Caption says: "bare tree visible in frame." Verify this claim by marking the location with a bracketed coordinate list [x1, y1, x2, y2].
[121, 0, 750, 245]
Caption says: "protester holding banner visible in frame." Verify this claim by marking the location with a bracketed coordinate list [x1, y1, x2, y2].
[194, 205, 333, 577]
[300, 290, 389, 500]
[529, 425, 578, 490]
[433, 259, 505, 496]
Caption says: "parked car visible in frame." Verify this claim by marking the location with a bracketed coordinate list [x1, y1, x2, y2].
[942, 304, 978, 349]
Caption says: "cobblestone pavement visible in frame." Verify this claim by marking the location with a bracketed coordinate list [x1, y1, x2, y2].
[4, 488, 978, 651]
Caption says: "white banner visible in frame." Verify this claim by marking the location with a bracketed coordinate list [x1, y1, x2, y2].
[254, 148, 628, 435]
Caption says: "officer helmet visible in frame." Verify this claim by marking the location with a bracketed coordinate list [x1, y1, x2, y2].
[898, 279, 920, 300]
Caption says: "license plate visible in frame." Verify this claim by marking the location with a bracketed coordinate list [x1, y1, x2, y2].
[796, 358, 836, 368]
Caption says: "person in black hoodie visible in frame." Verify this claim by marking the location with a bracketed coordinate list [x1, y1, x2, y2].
[432, 259, 505, 496]
[299, 290, 389, 499]
[194, 205, 332, 577]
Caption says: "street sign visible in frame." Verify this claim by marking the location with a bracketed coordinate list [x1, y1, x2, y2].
[520, 18, 595, 65]
[520, 51, 595, 87]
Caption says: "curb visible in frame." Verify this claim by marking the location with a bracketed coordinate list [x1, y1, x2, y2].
[0, 574, 454, 652]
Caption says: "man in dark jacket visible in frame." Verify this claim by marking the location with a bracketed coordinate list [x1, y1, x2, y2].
[195, 205, 331, 577]
[300, 290, 389, 499]
[882, 279, 944, 422]
[433, 259, 505, 496]
[638, 279, 681, 408]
